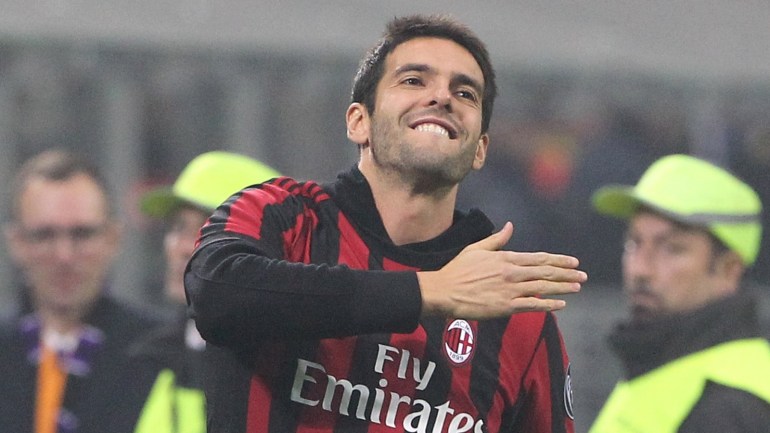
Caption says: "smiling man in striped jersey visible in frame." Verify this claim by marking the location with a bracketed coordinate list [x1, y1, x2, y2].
[185, 14, 586, 433]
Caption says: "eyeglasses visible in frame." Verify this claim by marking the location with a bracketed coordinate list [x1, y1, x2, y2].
[17, 224, 109, 248]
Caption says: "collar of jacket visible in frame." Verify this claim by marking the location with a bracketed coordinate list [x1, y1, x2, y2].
[608, 289, 763, 378]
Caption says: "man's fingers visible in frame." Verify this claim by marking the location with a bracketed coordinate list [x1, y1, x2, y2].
[462, 222, 514, 253]
[505, 279, 582, 298]
[498, 250, 581, 269]
[501, 265, 588, 285]
[508, 297, 567, 313]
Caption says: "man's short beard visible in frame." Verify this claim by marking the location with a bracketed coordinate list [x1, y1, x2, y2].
[368, 112, 478, 194]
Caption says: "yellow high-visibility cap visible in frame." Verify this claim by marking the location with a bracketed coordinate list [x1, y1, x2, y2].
[592, 154, 762, 265]
[140, 151, 280, 218]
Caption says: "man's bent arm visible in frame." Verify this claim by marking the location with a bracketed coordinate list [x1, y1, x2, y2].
[185, 235, 422, 347]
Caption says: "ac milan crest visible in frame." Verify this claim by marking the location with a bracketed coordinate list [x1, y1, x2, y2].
[442, 319, 476, 366]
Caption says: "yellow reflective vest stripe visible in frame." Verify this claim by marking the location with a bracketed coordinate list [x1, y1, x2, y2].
[589, 338, 770, 433]
[134, 369, 206, 433]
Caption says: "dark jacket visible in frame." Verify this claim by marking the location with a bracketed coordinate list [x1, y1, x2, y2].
[0, 296, 160, 433]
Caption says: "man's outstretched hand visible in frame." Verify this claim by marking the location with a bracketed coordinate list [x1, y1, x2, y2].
[417, 222, 586, 319]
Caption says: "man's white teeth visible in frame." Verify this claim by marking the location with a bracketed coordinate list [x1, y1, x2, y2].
[415, 123, 449, 137]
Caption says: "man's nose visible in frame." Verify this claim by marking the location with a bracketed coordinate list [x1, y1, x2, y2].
[51, 235, 77, 261]
[428, 84, 452, 109]
[167, 230, 198, 255]
[623, 247, 653, 281]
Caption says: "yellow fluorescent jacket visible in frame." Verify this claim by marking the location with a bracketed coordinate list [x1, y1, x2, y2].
[134, 369, 206, 433]
[589, 338, 770, 433]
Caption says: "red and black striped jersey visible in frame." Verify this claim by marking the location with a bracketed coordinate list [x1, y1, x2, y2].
[186, 167, 575, 433]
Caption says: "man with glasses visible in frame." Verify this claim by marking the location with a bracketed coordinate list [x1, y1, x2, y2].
[0, 149, 160, 433]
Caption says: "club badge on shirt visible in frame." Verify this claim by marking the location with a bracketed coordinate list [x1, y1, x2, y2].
[443, 319, 476, 366]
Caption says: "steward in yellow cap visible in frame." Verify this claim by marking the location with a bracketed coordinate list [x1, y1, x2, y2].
[589, 154, 770, 433]
[130, 151, 280, 433]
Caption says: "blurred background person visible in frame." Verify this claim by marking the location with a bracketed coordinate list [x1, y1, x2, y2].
[0, 149, 161, 433]
[130, 151, 280, 433]
[589, 154, 770, 433]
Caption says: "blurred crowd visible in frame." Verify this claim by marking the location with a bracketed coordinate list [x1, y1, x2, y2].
[459, 78, 770, 285]
[0, 46, 768, 298]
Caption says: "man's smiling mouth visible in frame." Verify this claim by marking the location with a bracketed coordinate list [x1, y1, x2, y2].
[410, 117, 459, 139]
[415, 123, 450, 138]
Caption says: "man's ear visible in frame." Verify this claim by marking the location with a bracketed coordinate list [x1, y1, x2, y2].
[472, 133, 489, 170]
[713, 250, 746, 295]
[3, 223, 26, 264]
[346, 103, 370, 146]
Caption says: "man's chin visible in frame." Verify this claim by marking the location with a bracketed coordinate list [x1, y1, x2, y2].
[630, 305, 658, 323]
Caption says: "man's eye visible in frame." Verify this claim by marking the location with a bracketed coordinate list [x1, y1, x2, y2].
[457, 90, 478, 101]
[661, 241, 687, 255]
[25, 229, 55, 243]
[70, 226, 101, 241]
[402, 77, 422, 86]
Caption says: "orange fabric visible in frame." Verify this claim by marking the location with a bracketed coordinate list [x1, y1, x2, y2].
[35, 346, 68, 433]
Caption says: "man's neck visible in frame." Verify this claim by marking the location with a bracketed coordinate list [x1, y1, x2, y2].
[37, 305, 86, 337]
[362, 165, 457, 245]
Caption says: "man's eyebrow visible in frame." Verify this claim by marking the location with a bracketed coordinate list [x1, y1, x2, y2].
[394, 63, 431, 76]
[393, 63, 484, 96]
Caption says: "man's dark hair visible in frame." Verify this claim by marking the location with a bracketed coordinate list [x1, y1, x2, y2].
[351, 14, 497, 133]
[9, 149, 114, 220]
